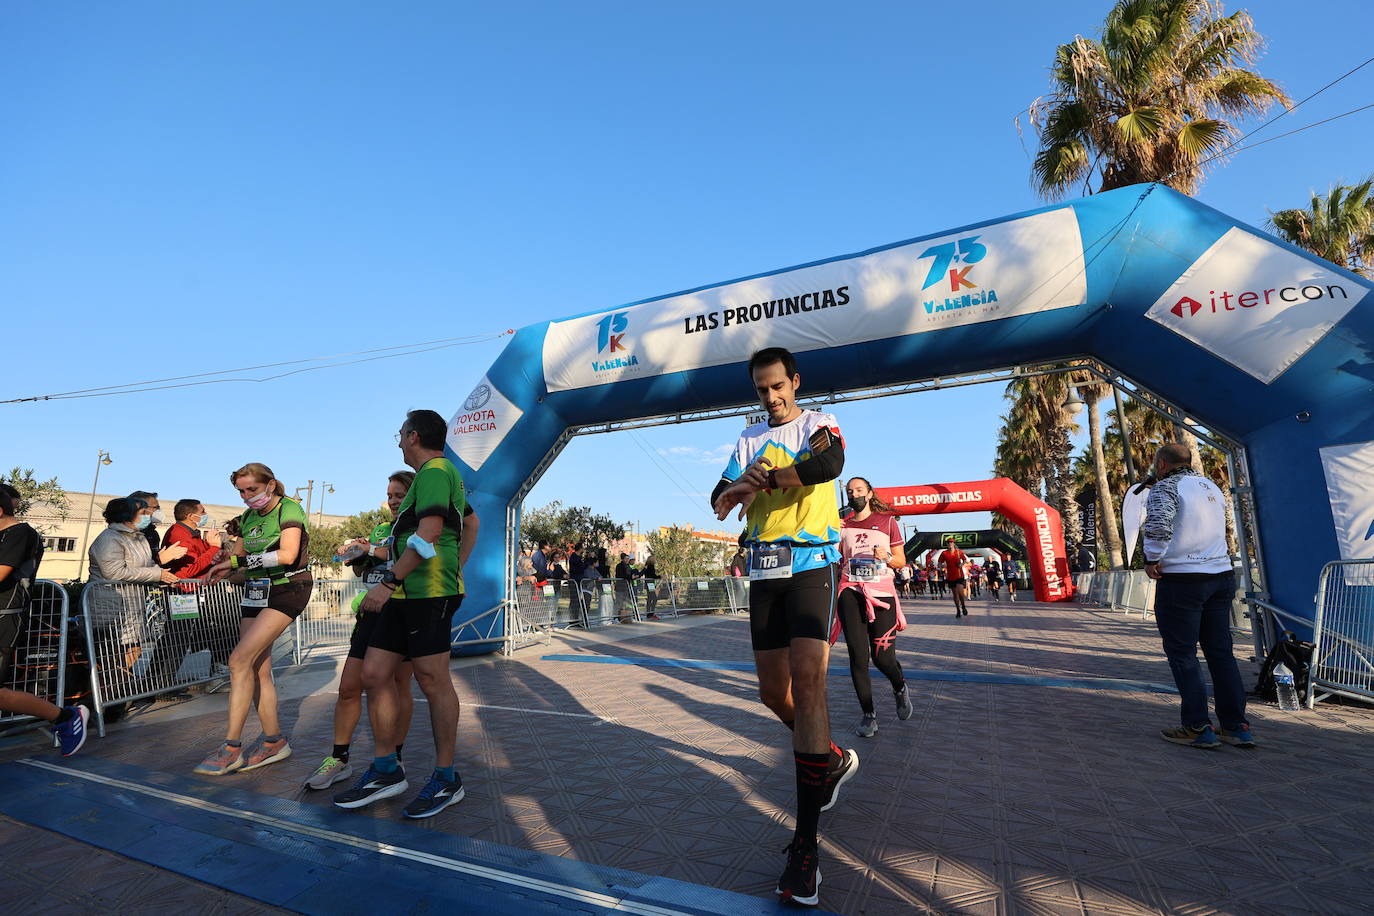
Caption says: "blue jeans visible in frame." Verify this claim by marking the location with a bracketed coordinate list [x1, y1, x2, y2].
[1153, 572, 1247, 729]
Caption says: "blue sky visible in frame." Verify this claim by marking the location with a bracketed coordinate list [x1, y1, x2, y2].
[3, 1, 1371, 542]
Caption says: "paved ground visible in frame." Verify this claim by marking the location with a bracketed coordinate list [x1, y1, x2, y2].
[2, 591, 1373, 915]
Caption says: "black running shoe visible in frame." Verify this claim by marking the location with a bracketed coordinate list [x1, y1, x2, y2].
[403, 771, 465, 819]
[776, 838, 821, 906]
[894, 685, 914, 721]
[819, 747, 858, 813]
[332, 765, 407, 810]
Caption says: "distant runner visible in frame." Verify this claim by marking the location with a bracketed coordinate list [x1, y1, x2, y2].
[939, 537, 970, 617]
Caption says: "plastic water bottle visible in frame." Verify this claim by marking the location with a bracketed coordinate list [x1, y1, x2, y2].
[1274, 661, 1299, 711]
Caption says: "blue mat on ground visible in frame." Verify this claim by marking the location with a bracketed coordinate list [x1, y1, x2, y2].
[0, 755, 824, 915]
[539, 653, 1180, 694]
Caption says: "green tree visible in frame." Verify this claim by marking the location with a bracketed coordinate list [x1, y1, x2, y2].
[646, 526, 728, 579]
[1026, 0, 1288, 199]
[992, 372, 1080, 548]
[1268, 179, 1374, 277]
[521, 500, 626, 553]
[1, 467, 70, 534]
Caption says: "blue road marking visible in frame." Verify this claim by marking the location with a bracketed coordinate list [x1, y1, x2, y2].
[539, 654, 1180, 694]
[0, 756, 828, 916]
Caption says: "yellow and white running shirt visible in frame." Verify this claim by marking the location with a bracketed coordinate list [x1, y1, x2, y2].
[721, 409, 842, 573]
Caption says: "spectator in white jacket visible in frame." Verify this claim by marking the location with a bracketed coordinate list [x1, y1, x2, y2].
[88, 497, 181, 670]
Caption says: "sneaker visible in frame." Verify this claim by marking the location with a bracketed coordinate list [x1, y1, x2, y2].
[240, 736, 292, 772]
[776, 838, 821, 906]
[819, 747, 859, 812]
[403, 771, 466, 819]
[894, 685, 913, 721]
[333, 765, 408, 809]
[1217, 723, 1257, 748]
[1161, 724, 1222, 750]
[54, 706, 90, 757]
[304, 755, 354, 790]
[194, 742, 245, 776]
[855, 714, 878, 738]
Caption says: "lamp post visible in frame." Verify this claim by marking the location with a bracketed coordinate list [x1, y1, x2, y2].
[293, 480, 315, 518]
[317, 483, 335, 526]
[76, 450, 112, 581]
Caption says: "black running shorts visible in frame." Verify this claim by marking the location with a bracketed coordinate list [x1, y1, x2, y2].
[748, 564, 837, 651]
[240, 577, 313, 620]
[369, 594, 461, 659]
[947, 577, 967, 587]
[0, 612, 25, 683]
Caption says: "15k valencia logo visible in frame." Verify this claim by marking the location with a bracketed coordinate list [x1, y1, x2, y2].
[592, 311, 639, 374]
[920, 235, 999, 314]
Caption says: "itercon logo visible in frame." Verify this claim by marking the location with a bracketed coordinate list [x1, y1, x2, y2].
[920, 235, 999, 314]
[1170, 283, 1351, 319]
[592, 311, 639, 374]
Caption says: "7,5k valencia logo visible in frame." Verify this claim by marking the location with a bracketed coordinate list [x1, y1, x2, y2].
[592, 311, 639, 374]
[919, 235, 1000, 314]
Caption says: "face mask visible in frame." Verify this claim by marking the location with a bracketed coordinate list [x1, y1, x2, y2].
[150, 510, 165, 525]
[847, 495, 867, 512]
[244, 490, 274, 511]
[198, 514, 210, 528]
[135, 514, 153, 530]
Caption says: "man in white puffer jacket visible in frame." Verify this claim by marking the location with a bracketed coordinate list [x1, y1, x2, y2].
[1143, 443, 1253, 751]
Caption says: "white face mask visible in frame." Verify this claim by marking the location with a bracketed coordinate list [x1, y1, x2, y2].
[150, 510, 165, 525]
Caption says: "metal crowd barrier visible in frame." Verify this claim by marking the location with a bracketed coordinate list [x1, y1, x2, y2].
[82, 579, 243, 736]
[510, 576, 746, 642]
[1308, 559, 1374, 708]
[0, 580, 70, 735]
[665, 577, 748, 615]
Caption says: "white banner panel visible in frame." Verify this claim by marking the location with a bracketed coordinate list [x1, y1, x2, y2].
[1122, 484, 1150, 563]
[1145, 227, 1366, 384]
[1320, 439, 1374, 563]
[447, 376, 523, 472]
[542, 209, 1087, 392]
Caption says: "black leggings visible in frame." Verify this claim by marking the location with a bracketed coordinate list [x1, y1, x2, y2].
[837, 588, 906, 715]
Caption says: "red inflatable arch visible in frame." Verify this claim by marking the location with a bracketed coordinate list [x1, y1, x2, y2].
[874, 478, 1074, 602]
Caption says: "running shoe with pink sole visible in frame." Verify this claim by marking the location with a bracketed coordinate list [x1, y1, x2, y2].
[241, 737, 292, 771]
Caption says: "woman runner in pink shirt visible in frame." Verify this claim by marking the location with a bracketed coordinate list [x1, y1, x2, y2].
[834, 478, 913, 737]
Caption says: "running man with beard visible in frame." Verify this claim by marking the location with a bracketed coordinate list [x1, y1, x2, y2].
[711, 347, 858, 908]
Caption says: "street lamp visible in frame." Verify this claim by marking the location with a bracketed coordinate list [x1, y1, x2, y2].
[1062, 386, 1086, 415]
[76, 450, 112, 581]
[293, 480, 315, 517]
[317, 483, 335, 525]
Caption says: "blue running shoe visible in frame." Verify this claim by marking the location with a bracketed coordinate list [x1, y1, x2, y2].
[54, 706, 89, 757]
[1161, 724, 1222, 750]
[333, 765, 408, 809]
[1217, 723, 1257, 748]
[403, 771, 465, 819]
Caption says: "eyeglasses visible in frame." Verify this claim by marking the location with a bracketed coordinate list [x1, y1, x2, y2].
[394, 430, 410, 444]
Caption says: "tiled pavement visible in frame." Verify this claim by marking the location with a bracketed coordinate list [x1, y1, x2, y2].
[3, 593, 1374, 915]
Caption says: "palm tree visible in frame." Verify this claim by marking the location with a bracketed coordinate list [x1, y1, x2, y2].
[1075, 381, 1125, 568]
[1268, 179, 1374, 276]
[1027, 0, 1289, 199]
[993, 372, 1081, 548]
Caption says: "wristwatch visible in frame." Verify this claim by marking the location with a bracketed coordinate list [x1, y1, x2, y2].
[379, 569, 398, 588]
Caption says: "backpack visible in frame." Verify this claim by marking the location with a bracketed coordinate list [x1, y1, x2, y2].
[1252, 631, 1315, 702]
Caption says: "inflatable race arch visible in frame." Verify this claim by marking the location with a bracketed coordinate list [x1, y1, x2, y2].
[445, 183, 1374, 652]
[902, 530, 1028, 563]
[874, 479, 1072, 603]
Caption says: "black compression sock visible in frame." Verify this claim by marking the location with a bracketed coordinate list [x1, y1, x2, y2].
[396, 743, 404, 763]
[53, 707, 73, 725]
[332, 744, 349, 762]
[793, 751, 829, 844]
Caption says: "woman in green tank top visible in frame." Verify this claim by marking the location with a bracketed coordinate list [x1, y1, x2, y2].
[303, 470, 417, 791]
[194, 462, 313, 777]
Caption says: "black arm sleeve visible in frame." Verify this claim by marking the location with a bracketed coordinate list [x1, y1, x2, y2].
[794, 437, 845, 486]
[709, 478, 731, 509]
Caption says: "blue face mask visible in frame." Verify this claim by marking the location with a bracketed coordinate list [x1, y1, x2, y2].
[198, 514, 210, 528]
[135, 514, 153, 530]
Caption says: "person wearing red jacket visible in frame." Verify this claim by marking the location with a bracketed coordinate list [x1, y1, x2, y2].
[162, 499, 223, 579]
